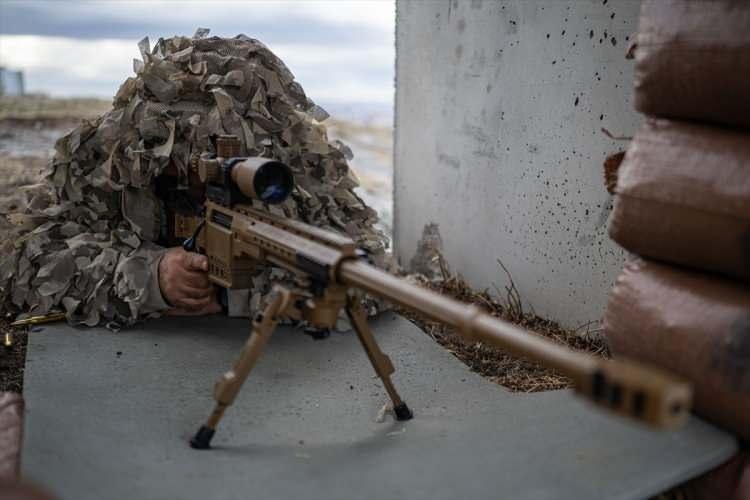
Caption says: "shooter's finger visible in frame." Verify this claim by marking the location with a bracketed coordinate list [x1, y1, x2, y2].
[183, 252, 209, 272]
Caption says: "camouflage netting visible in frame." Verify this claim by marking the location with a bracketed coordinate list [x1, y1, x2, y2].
[0, 29, 390, 328]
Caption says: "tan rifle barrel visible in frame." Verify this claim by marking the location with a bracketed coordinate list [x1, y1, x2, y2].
[339, 259, 595, 379]
[339, 259, 693, 430]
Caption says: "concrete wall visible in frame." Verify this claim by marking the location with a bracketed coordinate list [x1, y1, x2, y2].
[394, 0, 641, 328]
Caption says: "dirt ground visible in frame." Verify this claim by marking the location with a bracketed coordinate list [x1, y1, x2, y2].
[0, 320, 27, 393]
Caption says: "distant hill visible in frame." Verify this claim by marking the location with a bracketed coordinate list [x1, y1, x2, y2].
[0, 95, 111, 123]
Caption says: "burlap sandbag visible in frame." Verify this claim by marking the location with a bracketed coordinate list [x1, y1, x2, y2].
[0, 393, 23, 481]
[609, 118, 750, 282]
[634, 0, 750, 129]
[604, 259, 750, 439]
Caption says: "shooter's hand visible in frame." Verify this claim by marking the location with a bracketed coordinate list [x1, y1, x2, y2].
[159, 247, 221, 315]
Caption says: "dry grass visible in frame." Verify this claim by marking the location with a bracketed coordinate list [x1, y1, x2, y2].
[401, 255, 609, 392]
[0, 156, 47, 194]
[0, 95, 110, 123]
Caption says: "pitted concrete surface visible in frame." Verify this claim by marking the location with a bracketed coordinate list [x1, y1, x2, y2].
[23, 313, 736, 500]
[394, 1, 642, 327]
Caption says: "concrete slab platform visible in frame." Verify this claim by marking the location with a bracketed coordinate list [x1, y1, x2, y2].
[22, 313, 736, 500]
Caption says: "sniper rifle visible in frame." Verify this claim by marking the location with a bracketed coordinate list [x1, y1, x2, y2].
[179, 135, 692, 450]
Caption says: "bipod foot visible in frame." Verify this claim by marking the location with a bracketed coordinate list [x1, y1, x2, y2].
[190, 425, 215, 449]
[393, 402, 414, 421]
[304, 327, 330, 340]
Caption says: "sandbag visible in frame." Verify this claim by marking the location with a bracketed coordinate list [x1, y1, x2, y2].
[0, 392, 23, 481]
[609, 118, 750, 281]
[604, 259, 750, 439]
[676, 452, 750, 500]
[634, 0, 750, 129]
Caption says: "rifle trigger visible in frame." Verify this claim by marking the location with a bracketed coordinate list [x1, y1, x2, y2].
[183, 220, 206, 252]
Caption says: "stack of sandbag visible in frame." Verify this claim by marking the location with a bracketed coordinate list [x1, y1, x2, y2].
[604, 0, 750, 440]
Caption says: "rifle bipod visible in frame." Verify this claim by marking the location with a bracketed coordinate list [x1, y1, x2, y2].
[190, 285, 413, 449]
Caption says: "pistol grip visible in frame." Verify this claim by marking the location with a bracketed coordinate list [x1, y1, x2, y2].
[182, 219, 205, 252]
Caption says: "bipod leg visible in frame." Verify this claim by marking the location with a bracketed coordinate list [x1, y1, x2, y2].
[190, 288, 290, 449]
[346, 299, 413, 421]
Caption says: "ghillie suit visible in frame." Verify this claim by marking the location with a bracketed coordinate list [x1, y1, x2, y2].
[0, 29, 389, 328]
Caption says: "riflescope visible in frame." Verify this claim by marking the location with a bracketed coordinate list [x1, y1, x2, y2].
[198, 135, 294, 206]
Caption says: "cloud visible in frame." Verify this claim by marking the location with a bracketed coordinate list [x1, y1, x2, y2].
[0, 1, 394, 43]
[0, 35, 394, 104]
[0, 0, 395, 106]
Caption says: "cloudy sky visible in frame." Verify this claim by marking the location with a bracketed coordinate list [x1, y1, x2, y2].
[0, 0, 395, 118]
